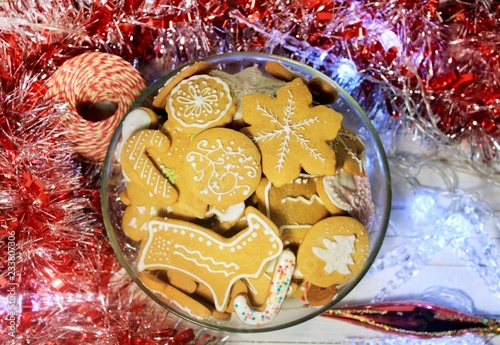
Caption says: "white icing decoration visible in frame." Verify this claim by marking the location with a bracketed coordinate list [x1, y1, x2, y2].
[173, 243, 240, 276]
[281, 194, 324, 205]
[321, 174, 353, 212]
[123, 130, 174, 201]
[278, 224, 312, 236]
[312, 235, 356, 275]
[210, 66, 285, 120]
[115, 108, 153, 162]
[205, 202, 245, 222]
[138, 211, 282, 311]
[332, 130, 366, 174]
[186, 138, 259, 202]
[168, 75, 233, 129]
[234, 250, 295, 326]
[252, 90, 324, 172]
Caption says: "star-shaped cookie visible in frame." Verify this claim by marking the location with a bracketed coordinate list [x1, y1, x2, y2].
[241, 78, 343, 187]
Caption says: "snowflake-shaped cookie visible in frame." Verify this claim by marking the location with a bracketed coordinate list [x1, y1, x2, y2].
[241, 78, 343, 187]
[210, 66, 286, 121]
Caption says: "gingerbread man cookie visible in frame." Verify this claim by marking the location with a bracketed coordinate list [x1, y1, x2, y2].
[241, 78, 343, 187]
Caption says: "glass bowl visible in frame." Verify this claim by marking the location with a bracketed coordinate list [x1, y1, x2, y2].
[101, 52, 391, 333]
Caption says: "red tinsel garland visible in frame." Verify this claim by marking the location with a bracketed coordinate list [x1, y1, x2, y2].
[0, 0, 499, 343]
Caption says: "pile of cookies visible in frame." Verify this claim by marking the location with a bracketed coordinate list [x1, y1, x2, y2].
[117, 60, 375, 326]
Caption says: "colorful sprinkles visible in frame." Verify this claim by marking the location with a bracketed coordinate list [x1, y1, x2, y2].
[234, 250, 296, 326]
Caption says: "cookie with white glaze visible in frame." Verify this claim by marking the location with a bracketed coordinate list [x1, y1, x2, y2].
[166, 74, 236, 134]
[184, 127, 262, 209]
[241, 78, 342, 187]
[296, 216, 369, 287]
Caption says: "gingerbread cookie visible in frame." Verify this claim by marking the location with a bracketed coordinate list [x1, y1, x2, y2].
[210, 66, 285, 122]
[316, 173, 352, 214]
[137, 207, 282, 311]
[304, 282, 338, 306]
[166, 270, 198, 294]
[338, 174, 375, 228]
[241, 78, 343, 187]
[242, 267, 273, 309]
[140, 272, 212, 319]
[296, 216, 369, 287]
[204, 202, 246, 234]
[160, 121, 208, 219]
[121, 189, 171, 241]
[166, 75, 236, 134]
[332, 127, 366, 176]
[264, 61, 301, 82]
[255, 174, 330, 229]
[115, 107, 159, 162]
[152, 61, 213, 109]
[307, 77, 339, 104]
[184, 128, 262, 209]
[264, 62, 338, 104]
[121, 129, 178, 205]
[195, 279, 248, 313]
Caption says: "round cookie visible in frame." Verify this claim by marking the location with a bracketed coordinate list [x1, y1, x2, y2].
[166, 74, 236, 134]
[184, 128, 262, 209]
[152, 61, 213, 109]
[296, 216, 369, 287]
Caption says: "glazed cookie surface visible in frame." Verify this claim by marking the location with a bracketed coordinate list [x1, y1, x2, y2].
[241, 78, 343, 187]
[184, 127, 262, 209]
[152, 61, 213, 109]
[121, 129, 178, 206]
[166, 74, 236, 134]
[296, 216, 369, 287]
[137, 207, 283, 311]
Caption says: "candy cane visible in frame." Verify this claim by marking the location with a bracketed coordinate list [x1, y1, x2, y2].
[234, 249, 296, 326]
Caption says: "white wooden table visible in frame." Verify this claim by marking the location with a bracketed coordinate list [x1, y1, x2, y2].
[227, 136, 500, 345]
